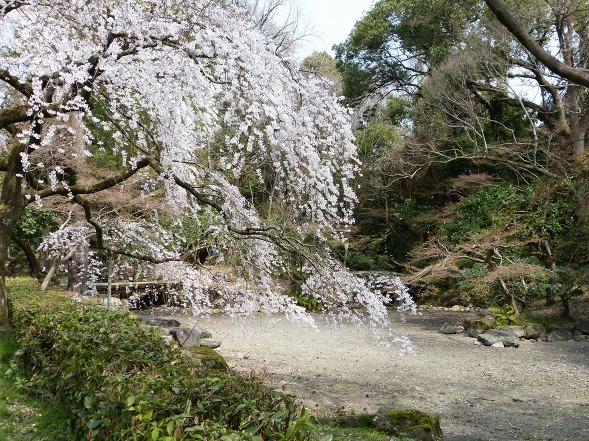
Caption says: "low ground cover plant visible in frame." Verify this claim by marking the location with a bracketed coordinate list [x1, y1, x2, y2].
[7, 277, 311, 440]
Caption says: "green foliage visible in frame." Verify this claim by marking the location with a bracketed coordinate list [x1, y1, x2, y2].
[489, 305, 523, 328]
[384, 97, 410, 126]
[13, 207, 56, 244]
[334, 0, 481, 101]
[355, 120, 398, 161]
[7, 277, 310, 440]
[0, 333, 71, 440]
[441, 183, 524, 244]
[300, 52, 341, 83]
[440, 179, 589, 264]
[284, 284, 323, 312]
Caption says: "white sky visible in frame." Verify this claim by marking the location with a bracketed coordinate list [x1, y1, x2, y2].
[293, 0, 375, 59]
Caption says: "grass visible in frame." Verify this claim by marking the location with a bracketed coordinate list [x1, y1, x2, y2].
[312, 420, 419, 441]
[313, 424, 415, 440]
[0, 333, 71, 441]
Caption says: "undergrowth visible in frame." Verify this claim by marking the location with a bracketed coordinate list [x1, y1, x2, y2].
[0, 333, 70, 441]
[6, 277, 311, 440]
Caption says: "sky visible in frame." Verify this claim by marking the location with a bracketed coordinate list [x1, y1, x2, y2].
[293, 0, 375, 58]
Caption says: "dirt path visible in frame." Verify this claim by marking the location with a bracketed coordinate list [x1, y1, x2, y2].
[178, 310, 589, 441]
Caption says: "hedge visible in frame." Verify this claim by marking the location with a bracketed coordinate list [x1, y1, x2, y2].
[7, 277, 312, 440]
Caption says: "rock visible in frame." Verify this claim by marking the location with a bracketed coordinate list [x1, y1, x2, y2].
[547, 328, 574, 342]
[439, 324, 464, 334]
[136, 316, 181, 328]
[473, 340, 483, 346]
[575, 319, 589, 335]
[464, 318, 491, 338]
[100, 297, 124, 308]
[477, 329, 519, 347]
[491, 342, 505, 348]
[200, 338, 222, 349]
[373, 408, 442, 441]
[169, 327, 201, 347]
[451, 305, 461, 311]
[501, 326, 525, 338]
[182, 346, 229, 370]
[199, 328, 212, 339]
[574, 335, 589, 342]
[524, 323, 546, 340]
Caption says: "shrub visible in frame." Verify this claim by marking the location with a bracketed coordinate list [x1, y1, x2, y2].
[7, 277, 311, 440]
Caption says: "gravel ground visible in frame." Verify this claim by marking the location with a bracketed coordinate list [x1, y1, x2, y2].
[175, 309, 589, 441]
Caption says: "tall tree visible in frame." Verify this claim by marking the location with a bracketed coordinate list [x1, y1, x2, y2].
[484, 0, 589, 88]
[336, 0, 589, 173]
[483, 0, 589, 156]
[0, 0, 408, 330]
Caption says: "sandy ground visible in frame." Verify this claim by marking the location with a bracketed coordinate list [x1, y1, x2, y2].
[169, 309, 589, 441]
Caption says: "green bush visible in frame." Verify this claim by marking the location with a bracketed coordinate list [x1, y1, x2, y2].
[7, 277, 311, 440]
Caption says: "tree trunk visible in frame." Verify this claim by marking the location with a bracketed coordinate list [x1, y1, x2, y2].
[40, 257, 59, 291]
[0, 141, 26, 330]
[498, 277, 522, 316]
[10, 234, 41, 278]
[567, 86, 586, 157]
[561, 294, 572, 319]
[0, 276, 10, 332]
[545, 286, 556, 306]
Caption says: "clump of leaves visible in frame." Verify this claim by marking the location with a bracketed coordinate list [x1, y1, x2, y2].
[7, 277, 311, 440]
[552, 266, 589, 319]
[489, 305, 524, 328]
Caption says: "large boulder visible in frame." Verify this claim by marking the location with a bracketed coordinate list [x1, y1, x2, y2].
[200, 338, 222, 349]
[501, 326, 525, 338]
[575, 319, 589, 335]
[439, 324, 464, 334]
[524, 323, 546, 340]
[373, 408, 442, 441]
[136, 315, 181, 328]
[547, 327, 574, 342]
[477, 329, 519, 347]
[465, 318, 491, 338]
[183, 347, 229, 371]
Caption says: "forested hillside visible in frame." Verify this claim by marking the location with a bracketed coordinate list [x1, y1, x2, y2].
[327, 0, 589, 314]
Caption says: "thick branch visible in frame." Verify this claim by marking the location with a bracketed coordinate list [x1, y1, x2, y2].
[0, 68, 32, 97]
[72, 195, 104, 248]
[0, 105, 31, 129]
[484, 0, 589, 88]
[10, 233, 41, 278]
[73, 194, 182, 264]
[32, 158, 151, 200]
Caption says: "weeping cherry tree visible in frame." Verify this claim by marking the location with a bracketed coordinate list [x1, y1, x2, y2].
[0, 0, 414, 332]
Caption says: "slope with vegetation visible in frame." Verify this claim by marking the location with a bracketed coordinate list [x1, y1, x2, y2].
[325, 0, 589, 317]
